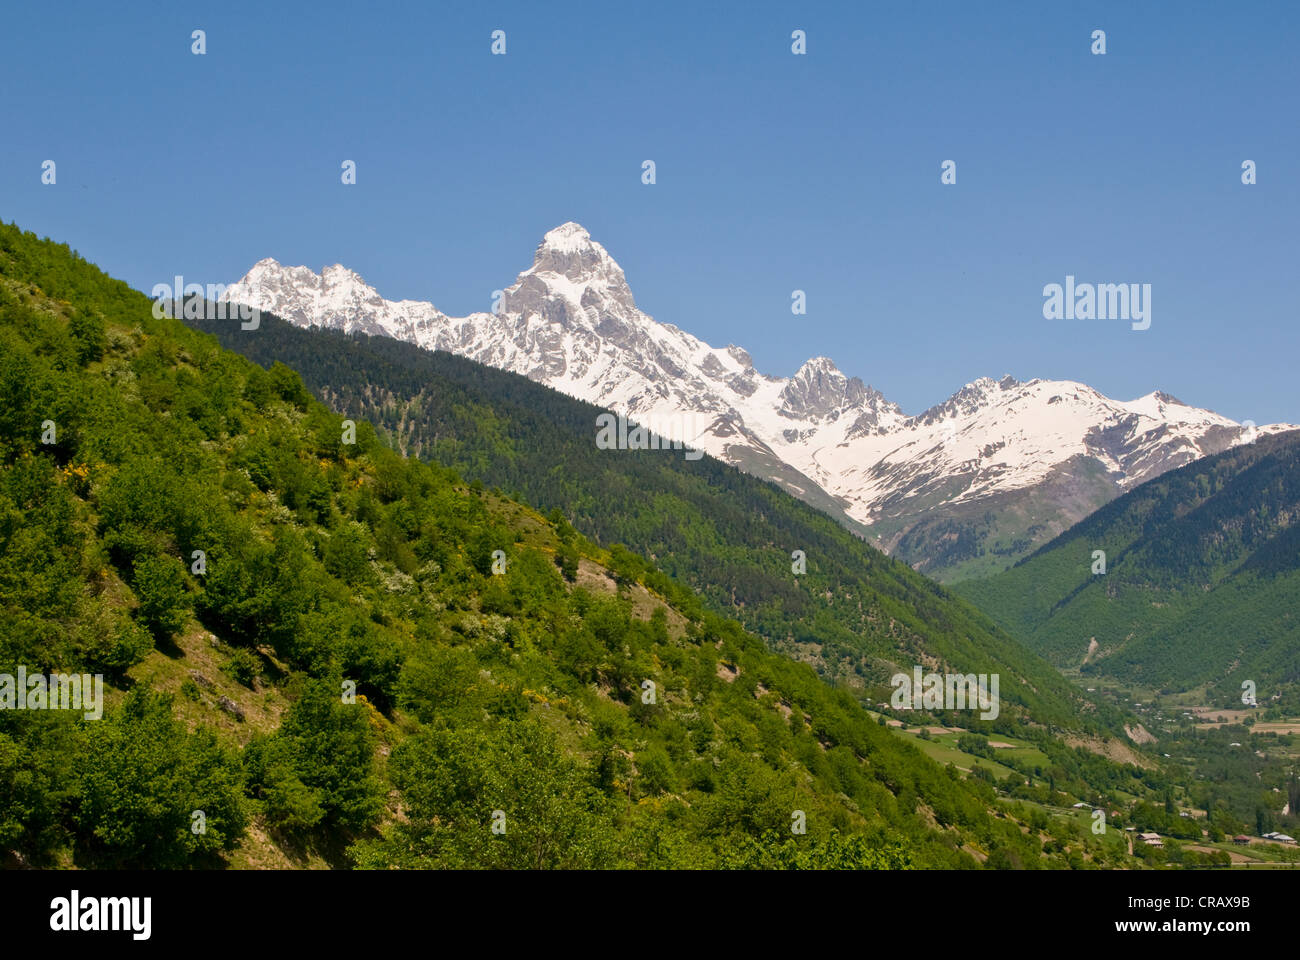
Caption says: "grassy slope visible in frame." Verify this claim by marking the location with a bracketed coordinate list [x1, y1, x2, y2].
[189, 311, 1127, 739]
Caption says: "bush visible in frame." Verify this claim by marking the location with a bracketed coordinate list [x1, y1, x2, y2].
[132, 554, 190, 638]
[324, 522, 371, 584]
[244, 679, 383, 834]
[555, 543, 580, 582]
[73, 690, 246, 867]
[83, 617, 154, 673]
[220, 647, 261, 688]
[68, 311, 106, 364]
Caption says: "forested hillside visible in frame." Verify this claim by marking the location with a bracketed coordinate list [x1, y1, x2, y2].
[958, 430, 1300, 706]
[0, 219, 1109, 869]
[189, 311, 1125, 739]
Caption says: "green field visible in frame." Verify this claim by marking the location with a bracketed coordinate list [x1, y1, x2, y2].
[866, 711, 1050, 778]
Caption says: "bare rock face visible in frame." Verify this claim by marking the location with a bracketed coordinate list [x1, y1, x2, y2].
[778, 357, 877, 423]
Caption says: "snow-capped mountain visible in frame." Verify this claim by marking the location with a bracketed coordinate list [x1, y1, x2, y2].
[222, 222, 1292, 579]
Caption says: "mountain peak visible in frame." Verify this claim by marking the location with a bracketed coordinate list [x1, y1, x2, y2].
[540, 221, 594, 253]
[781, 356, 872, 421]
[322, 263, 368, 285]
[913, 374, 1024, 425]
[952, 374, 1021, 401]
[504, 222, 638, 325]
[794, 356, 841, 377]
[527, 222, 623, 280]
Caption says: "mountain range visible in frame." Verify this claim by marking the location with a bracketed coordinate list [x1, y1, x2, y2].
[223, 223, 1288, 581]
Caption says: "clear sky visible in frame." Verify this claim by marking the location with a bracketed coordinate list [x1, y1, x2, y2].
[3, 1, 1297, 422]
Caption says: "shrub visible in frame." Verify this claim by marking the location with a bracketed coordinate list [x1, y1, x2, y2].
[220, 648, 262, 688]
[132, 554, 190, 638]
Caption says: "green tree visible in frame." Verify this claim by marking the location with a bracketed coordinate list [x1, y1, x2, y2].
[73, 690, 246, 867]
[132, 553, 190, 638]
[246, 679, 383, 834]
[68, 310, 106, 364]
[353, 718, 615, 869]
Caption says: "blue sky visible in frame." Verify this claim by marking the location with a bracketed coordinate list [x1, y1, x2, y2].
[3, 1, 1297, 422]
